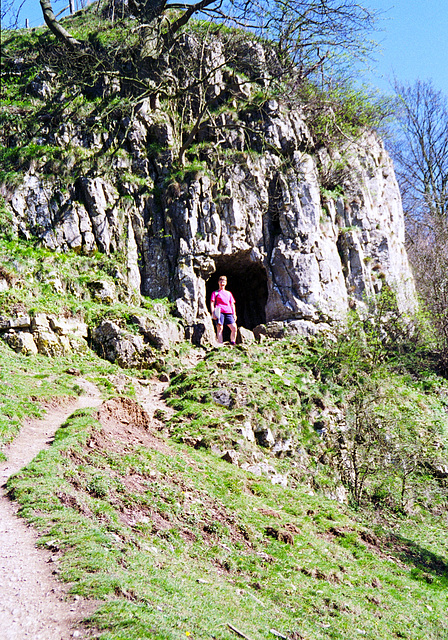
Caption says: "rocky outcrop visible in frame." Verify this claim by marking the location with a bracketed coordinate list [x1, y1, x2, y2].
[0, 307, 184, 366]
[0, 313, 88, 356]
[92, 320, 155, 369]
[1, 43, 416, 344]
[91, 310, 184, 369]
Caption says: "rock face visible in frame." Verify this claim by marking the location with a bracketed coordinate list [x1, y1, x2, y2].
[0, 313, 88, 356]
[91, 311, 183, 369]
[1, 49, 416, 343]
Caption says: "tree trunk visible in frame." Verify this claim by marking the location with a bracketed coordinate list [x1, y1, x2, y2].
[39, 0, 81, 47]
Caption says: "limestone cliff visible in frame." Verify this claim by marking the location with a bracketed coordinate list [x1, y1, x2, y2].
[1, 38, 416, 344]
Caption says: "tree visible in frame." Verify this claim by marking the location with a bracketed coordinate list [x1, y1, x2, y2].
[405, 213, 448, 371]
[391, 79, 448, 224]
[390, 80, 448, 370]
[326, 381, 441, 510]
[35, 0, 378, 76]
[40, 0, 81, 47]
[239, 0, 377, 79]
[27, 0, 381, 173]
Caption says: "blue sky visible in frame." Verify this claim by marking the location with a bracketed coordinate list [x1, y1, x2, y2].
[11, 0, 448, 97]
[364, 0, 448, 95]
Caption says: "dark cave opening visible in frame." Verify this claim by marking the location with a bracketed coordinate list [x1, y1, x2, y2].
[206, 253, 268, 333]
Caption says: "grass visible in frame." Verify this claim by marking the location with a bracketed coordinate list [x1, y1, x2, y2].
[0, 239, 446, 639]
[5, 399, 448, 640]
[0, 229, 447, 640]
[0, 340, 119, 448]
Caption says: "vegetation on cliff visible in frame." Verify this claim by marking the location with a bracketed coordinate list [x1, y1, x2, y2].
[1, 0, 388, 185]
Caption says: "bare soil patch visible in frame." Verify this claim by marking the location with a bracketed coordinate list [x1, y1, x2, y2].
[95, 395, 173, 455]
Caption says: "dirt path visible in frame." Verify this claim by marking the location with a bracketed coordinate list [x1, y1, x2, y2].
[0, 378, 103, 640]
[0, 374, 175, 640]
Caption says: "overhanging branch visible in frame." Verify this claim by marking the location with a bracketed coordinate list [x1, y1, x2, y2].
[39, 0, 81, 47]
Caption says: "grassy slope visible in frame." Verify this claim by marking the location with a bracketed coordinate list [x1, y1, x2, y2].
[4, 355, 448, 640]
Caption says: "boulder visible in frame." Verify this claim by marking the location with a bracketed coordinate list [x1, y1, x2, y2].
[3, 330, 38, 355]
[88, 280, 117, 305]
[129, 314, 184, 351]
[235, 420, 255, 443]
[44, 271, 65, 294]
[49, 316, 88, 339]
[0, 315, 31, 331]
[238, 326, 255, 344]
[31, 313, 51, 332]
[92, 320, 157, 369]
[34, 329, 68, 357]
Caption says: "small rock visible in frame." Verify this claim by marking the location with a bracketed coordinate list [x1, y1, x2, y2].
[210, 444, 222, 456]
[221, 450, 240, 465]
[235, 420, 255, 442]
[212, 388, 232, 407]
[65, 367, 82, 376]
[88, 279, 116, 305]
[254, 426, 275, 448]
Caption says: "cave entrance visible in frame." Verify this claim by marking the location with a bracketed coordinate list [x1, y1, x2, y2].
[206, 253, 268, 332]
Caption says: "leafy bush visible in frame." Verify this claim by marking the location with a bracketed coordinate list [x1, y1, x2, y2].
[298, 80, 393, 147]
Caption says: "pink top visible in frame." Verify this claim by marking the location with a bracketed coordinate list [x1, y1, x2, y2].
[211, 289, 235, 314]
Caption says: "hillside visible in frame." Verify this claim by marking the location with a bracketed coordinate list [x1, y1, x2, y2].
[1, 8, 448, 640]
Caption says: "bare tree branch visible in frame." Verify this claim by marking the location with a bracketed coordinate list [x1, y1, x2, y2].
[39, 0, 82, 46]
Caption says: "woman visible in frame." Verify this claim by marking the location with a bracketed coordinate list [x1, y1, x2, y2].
[210, 275, 237, 345]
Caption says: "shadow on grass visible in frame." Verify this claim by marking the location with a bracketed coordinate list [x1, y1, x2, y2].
[386, 532, 448, 583]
